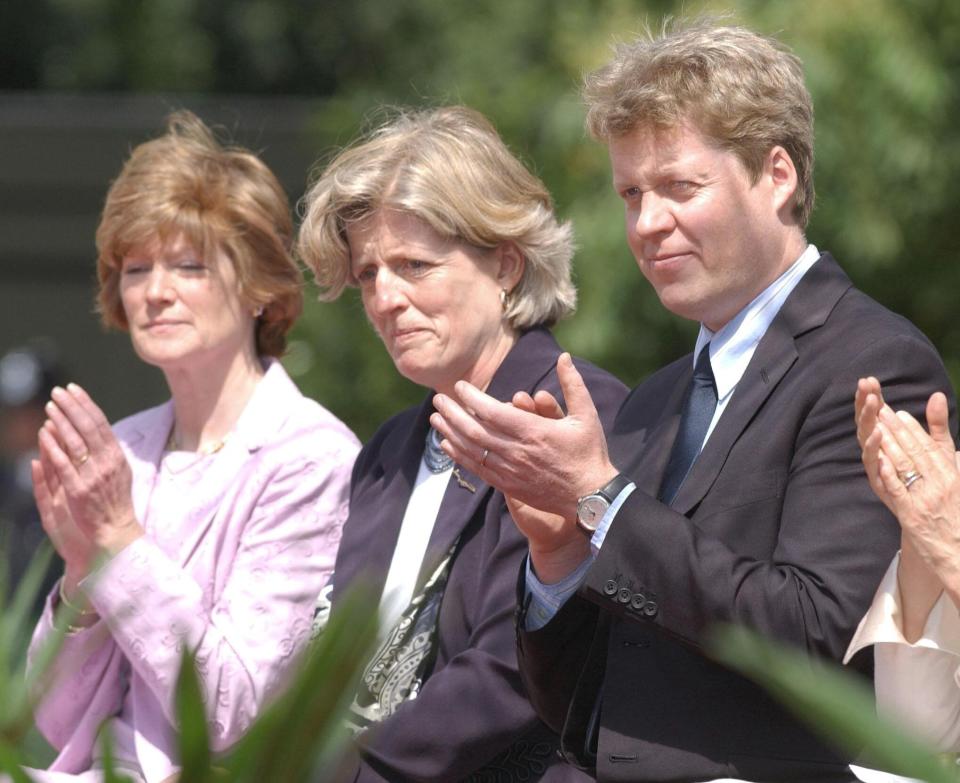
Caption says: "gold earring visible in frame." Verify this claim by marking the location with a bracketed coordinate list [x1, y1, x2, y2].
[499, 289, 509, 312]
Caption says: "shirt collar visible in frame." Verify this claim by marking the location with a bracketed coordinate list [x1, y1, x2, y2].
[694, 244, 820, 402]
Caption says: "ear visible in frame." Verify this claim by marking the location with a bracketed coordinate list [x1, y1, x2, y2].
[766, 145, 799, 220]
[493, 242, 525, 292]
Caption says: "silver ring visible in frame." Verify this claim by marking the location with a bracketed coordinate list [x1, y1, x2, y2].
[901, 469, 923, 489]
[480, 448, 490, 467]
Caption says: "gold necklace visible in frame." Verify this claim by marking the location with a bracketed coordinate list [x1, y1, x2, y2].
[165, 427, 229, 455]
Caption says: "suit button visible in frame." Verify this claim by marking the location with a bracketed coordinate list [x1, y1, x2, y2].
[617, 588, 631, 604]
[630, 593, 645, 610]
[603, 580, 618, 596]
[642, 601, 658, 617]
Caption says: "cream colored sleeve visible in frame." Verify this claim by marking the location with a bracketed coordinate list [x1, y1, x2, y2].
[846, 552, 960, 751]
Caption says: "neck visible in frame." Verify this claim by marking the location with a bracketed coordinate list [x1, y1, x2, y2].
[163, 347, 264, 452]
[435, 327, 519, 400]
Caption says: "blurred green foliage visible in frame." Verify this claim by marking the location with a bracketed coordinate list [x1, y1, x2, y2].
[3, 0, 958, 440]
[711, 623, 960, 782]
[0, 549, 376, 779]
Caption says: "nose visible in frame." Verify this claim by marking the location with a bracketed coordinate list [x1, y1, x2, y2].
[632, 191, 675, 240]
[368, 267, 407, 316]
[144, 266, 175, 304]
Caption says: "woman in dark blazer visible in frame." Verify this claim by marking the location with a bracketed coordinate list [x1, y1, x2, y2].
[298, 106, 626, 782]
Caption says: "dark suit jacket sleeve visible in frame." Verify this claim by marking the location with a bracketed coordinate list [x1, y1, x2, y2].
[519, 330, 955, 769]
[345, 362, 627, 782]
[586, 332, 951, 657]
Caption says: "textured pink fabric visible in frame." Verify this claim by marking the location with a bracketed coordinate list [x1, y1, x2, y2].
[27, 361, 358, 783]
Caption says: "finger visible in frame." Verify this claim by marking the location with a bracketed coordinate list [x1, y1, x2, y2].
[861, 426, 882, 479]
[37, 426, 65, 495]
[926, 392, 953, 449]
[38, 425, 81, 490]
[556, 353, 600, 421]
[432, 391, 514, 448]
[64, 384, 114, 446]
[875, 450, 912, 513]
[532, 390, 565, 420]
[44, 402, 90, 465]
[429, 409, 507, 469]
[855, 377, 883, 420]
[856, 392, 881, 449]
[444, 383, 529, 437]
[30, 460, 57, 532]
[511, 391, 537, 414]
[887, 408, 938, 477]
[441, 434, 514, 489]
[50, 386, 103, 452]
[875, 414, 918, 476]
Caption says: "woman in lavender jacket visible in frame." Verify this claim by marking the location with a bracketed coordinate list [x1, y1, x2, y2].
[24, 112, 359, 783]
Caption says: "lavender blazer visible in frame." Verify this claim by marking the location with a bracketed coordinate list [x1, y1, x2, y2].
[27, 360, 359, 783]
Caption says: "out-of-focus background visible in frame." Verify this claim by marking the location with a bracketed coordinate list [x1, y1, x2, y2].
[2, 0, 958, 442]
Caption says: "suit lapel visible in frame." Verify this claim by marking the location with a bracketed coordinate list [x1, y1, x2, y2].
[614, 371, 690, 498]
[334, 401, 428, 599]
[671, 253, 853, 514]
[121, 402, 173, 531]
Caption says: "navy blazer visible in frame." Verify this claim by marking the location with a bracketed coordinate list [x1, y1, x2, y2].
[333, 328, 628, 782]
[518, 254, 957, 782]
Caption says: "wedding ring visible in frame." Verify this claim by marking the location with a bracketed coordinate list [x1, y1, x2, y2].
[73, 451, 90, 467]
[480, 448, 490, 467]
[900, 469, 922, 489]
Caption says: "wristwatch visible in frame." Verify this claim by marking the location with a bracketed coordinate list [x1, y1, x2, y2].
[576, 473, 632, 535]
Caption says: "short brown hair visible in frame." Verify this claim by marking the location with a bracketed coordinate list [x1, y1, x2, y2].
[584, 20, 815, 227]
[297, 105, 576, 330]
[95, 110, 302, 357]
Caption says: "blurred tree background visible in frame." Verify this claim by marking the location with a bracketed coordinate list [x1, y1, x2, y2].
[2, 0, 958, 440]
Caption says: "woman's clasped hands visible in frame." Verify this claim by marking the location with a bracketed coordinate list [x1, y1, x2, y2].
[31, 383, 143, 598]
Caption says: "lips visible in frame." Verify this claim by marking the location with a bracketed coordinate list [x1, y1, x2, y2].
[143, 320, 185, 330]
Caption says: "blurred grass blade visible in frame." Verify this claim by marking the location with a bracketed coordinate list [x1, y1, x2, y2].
[0, 737, 34, 783]
[4, 544, 54, 646]
[0, 545, 56, 737]
[98, 727, 136, 783]
[223, 583, 378, 782]
[710, 624, 958, 783]
[176, 646, 212, 783]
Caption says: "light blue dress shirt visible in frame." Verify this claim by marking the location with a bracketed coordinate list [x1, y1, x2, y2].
[524, 244, 822, 631]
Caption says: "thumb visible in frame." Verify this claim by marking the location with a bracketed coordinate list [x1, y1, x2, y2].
[926, 392, 953, 450]
[557, 353, 599, 421]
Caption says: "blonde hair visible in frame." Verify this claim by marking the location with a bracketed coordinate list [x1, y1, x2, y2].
[96, 110, 302, 357]
[298, 105, 576, 329]
[584, 20, 815, 227]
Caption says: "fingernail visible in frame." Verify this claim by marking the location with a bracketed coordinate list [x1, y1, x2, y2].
[51, 386, 66, 399]
[67, 382, 81, 393]
[45, 401, 56, 414]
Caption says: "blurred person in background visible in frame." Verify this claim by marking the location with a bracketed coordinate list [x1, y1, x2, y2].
[299, 105, 627, 782]
[0, 341, 63, 610]
[25, 110, 358, 783]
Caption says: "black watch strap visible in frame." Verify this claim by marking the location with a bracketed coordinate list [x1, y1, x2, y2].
[594, 473, 632, 503]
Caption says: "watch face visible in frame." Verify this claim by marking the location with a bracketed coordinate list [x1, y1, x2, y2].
[578, 495, 608, 531]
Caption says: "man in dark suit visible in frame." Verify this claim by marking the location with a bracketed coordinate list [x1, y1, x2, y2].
[430, 20, 954, 783]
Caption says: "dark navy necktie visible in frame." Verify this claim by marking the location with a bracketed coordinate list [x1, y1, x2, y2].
[659, 344, 718, 505]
